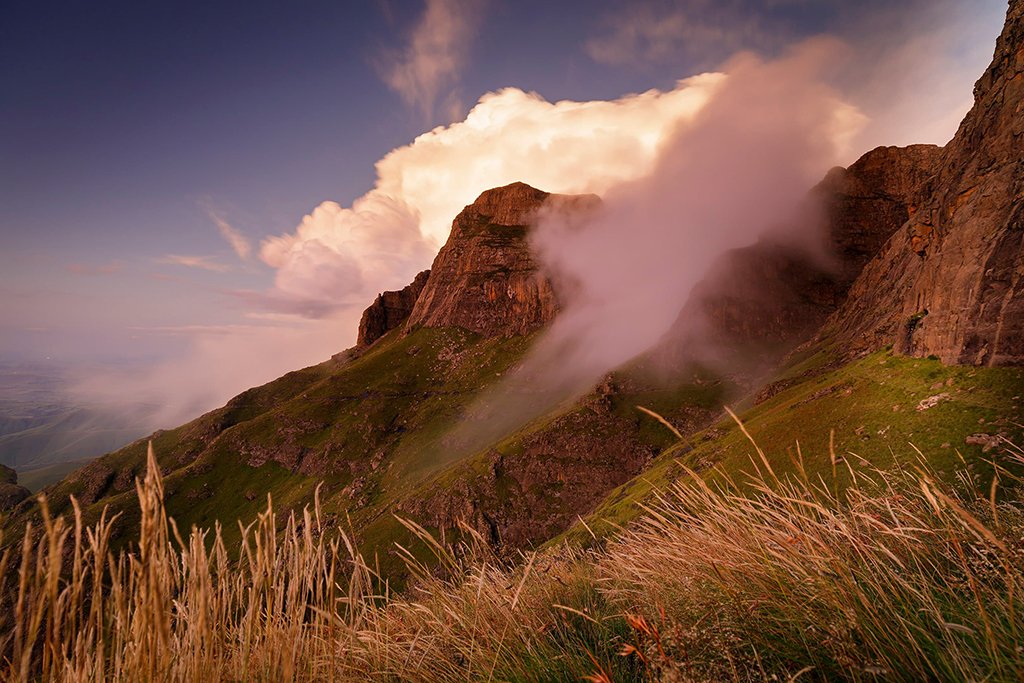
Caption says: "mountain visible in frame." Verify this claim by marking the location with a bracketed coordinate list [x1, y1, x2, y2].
[663, 143, 942, 364]
[819, 1, 1024, 364]
[6, 4, 1024, 576]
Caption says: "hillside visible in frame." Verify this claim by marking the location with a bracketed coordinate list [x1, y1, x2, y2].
[6, 2, 1024, 593]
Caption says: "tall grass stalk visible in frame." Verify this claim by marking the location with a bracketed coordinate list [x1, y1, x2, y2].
[1, 436, 1022, 681]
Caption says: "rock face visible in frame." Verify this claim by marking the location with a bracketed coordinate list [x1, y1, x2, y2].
[357, 270, 430, 347]
[823, 0, 1024, 365]
[0, 464, 30, 512]
[405, 182, 599, 338]
[665, 144, 941, 359]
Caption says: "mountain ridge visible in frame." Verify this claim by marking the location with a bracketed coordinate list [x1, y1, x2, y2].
[5, 3, 1024, 576]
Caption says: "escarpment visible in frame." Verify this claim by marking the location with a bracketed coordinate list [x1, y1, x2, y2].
[357, 270, 430, 347]
[823, 0, 1024, 365]
[405, 182, 600, 338]
[662, 143, 942, 362]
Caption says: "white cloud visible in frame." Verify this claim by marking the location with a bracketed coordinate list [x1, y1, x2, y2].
[446, 38, 867, 453]
[260, 74, 722, 316]
[379, 0, 485, 120]
[259, 193, 436, 315]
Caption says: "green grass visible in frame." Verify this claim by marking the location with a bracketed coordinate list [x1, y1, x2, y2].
[566, 349, 1024, 544]
[5, 327, 541, 561]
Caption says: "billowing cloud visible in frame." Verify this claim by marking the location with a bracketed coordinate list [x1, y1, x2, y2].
[74, 1, 1000, 431]
[379, 0, 485, 120]
[259, 193, 435, 315]
[445, 38, 866, 453]
[261, 74, 722, 316]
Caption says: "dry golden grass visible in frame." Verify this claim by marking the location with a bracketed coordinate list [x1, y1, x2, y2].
[1, 430, 1022, 682]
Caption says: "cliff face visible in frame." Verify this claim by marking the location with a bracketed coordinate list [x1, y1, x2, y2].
[405, 182, 599, 338]
[356, 270, 430, 347]
[824, 0, 1024, 365]
[665, 144, 942, 359]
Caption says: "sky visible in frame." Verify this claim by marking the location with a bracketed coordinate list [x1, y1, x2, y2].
[0, 0, 1009, 423]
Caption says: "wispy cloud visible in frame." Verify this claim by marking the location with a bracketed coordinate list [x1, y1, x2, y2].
[204, 207, 252, 261]
[378, 0, 485, 120]
[66, 262, 123, 276]
[158, 254, 231, 273]
[585, 0, 791, 68]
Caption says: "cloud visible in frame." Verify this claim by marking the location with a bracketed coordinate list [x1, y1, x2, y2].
[446, 38, 866, 453]
[71, 315, 353, 427]
[260, 74, 722, 316]
[205, 207, 252, 261]
[66, 262, 123, 276]
[73, 0, 1000, 431]
[258, 193, 437, 316]
[379, 0, 485, 120]
[585, 0, 790, 68]
[158, 254, 231, 273]
[832, 0, 1007, 150]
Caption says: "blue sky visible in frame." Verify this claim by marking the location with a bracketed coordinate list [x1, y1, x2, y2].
[0, 0, 1008, 416]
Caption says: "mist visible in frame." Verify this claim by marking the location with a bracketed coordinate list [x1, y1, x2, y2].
[443, 39, 865, 454]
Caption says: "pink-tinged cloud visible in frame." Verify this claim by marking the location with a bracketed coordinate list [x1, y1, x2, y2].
[379, 0, 485, 120]
[66, 262, 123, 276]
[260, 75, 721, 317]
[206, 208, 253, 261]
[158, 254, 232, 273]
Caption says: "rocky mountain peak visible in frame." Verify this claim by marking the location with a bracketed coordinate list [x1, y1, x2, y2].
[462, 181, 553, 227]
[404, 182, 600, 338]
[821, 0, 1024, 366]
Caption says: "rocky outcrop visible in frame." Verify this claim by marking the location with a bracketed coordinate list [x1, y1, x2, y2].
[822, 1, 1024, 365]
[405, 182, 599, 338]
[357, 270, 430, 347]
[663, 144, 941, 360]
[403, 381, 719, 549]
[0, 464, 31, 512]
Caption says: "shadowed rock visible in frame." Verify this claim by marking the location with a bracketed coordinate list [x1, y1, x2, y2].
[0, 464, 31, 512]
[823, 0, 1024, 365]
[357, 270, 430, 347]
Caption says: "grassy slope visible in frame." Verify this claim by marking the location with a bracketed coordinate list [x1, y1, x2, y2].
[567, 348, 1024, 544]
[13, 327, 537, 556]
[12, 316, 1023, 585]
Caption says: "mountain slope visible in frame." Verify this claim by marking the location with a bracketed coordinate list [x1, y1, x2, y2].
[820, 0, 1024, 364]
[10, 4, 1024, 573]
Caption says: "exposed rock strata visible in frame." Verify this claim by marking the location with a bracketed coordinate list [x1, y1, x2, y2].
[664, 144, 942, 359]
[822, 1, 1024, 365]
[405, 182, 599, 338]
[357, 270, 430, 347]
